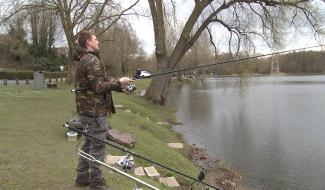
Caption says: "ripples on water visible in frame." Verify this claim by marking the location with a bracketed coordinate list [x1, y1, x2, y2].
[166, 75, 325, 190]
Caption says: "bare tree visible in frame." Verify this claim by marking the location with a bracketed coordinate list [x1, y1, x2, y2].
[188, 31, 215, 77]
[145, 0, 324, 104]
[29, 0, 58, 56]
[176, 30, 215, 78]
[98, 23, 142, 77]
[3, 0, 140, 82]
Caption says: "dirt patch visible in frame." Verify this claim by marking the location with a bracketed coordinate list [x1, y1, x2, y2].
[188, 146, 250, 190]
[188, 146, 210, 167]
[214, 165, 243, 190]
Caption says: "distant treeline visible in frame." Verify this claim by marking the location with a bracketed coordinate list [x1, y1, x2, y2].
[192, 50, 325, 75]
[278, 51, 325, 74]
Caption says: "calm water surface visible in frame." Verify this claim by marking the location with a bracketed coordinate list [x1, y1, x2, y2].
[166, 75, 325, 190]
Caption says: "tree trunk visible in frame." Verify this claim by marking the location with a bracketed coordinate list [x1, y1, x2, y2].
[145, 74, 171, 105]
[194, 68, 199, 79]
[30, 11, 38, 48]
[177, 71, 183, 81]
[145, 56, 174, 105]
[65, 33, 77, 83]
[66, 49, 76, 83]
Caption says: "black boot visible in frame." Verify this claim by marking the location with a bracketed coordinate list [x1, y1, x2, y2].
[75, 172, 90, 187]
[89, 178, 112, 190]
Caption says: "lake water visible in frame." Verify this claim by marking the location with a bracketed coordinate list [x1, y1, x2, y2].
[166, 75, 325, 190]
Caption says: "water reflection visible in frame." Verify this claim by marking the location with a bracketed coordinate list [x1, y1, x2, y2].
[166, 75, 325, 190]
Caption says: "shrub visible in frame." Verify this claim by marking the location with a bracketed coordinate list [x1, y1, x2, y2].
[0, 71, 33, 80]
[33, 55, 66, 72]
[0, 71, 67, 80]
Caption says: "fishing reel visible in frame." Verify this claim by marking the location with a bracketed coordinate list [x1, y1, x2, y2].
[122, 84, 136, 94]
[190, 169, 208, 190]
[117, 153, 134, 171]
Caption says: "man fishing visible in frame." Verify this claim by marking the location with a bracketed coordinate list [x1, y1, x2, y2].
[74, 31, 133, 190]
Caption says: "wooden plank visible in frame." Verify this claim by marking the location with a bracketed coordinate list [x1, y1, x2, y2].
[159, 177, 180, 187]
[167, 143, 184, 149]
[134, 167, 146, 176]
[143, 166, 160, 178]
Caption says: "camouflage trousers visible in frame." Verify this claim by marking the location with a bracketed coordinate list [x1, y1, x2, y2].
[76, 115, 109, 184]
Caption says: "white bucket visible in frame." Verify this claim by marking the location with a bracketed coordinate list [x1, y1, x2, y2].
[67, 131, 78, 141]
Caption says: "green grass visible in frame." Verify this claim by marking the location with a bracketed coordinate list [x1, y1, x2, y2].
[0, 80, 201, 190]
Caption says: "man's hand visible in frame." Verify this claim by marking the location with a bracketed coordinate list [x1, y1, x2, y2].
[119, 77, 134, 85]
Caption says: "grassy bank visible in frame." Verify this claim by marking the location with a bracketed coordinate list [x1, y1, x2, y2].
[0, 80, 203, 190]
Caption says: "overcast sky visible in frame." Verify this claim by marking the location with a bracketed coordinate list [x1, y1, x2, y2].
[1, 0, 324, 54]
[129, 0, 325, 54]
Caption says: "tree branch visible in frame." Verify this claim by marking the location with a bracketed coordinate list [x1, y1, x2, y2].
[72, 0, 90, 26]
[206, 27, 218, 59]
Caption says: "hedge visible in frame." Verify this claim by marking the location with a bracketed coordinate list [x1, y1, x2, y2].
[0, 71, 67, 80]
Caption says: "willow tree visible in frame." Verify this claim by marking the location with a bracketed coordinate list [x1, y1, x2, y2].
[145, 0, 323, 104]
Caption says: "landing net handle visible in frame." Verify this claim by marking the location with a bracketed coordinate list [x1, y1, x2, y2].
[77, 148, 160, 190]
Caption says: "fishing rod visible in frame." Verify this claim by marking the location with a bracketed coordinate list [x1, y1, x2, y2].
[72, 45, 323, 92]
[143, 45, 324, 78]
[64, 123, 221, 190]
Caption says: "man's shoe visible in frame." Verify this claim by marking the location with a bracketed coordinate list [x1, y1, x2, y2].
[75, 173, 90, 187]
[89, 184, 112, 190]
[89, 178, 112, 190]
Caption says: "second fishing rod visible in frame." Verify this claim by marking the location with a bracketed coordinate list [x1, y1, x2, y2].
[65, 124, 221, 190]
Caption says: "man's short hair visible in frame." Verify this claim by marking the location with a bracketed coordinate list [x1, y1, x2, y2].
[78, 31, 95, 48]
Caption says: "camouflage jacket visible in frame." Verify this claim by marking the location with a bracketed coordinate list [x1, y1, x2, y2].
[74, 49, 122, 117]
